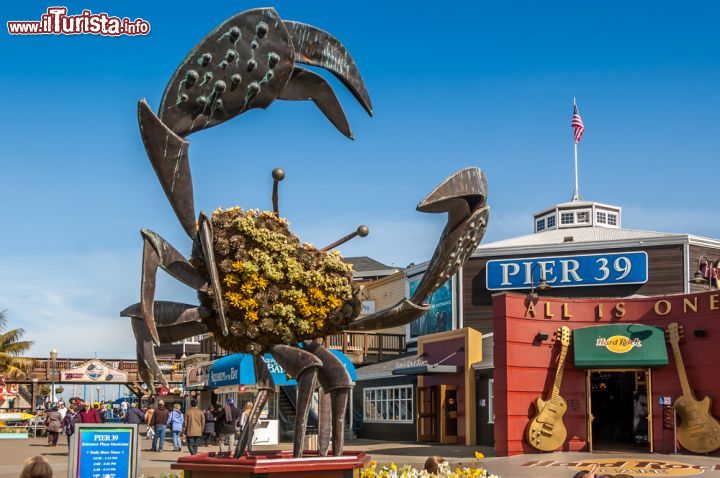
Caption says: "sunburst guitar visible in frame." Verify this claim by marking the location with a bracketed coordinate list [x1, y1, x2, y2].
[526, 326, 571, 451]
[666, 322, 720, 453]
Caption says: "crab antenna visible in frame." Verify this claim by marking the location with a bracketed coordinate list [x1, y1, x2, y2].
[322, 225, 369, 252]
[272, 168, 285, 215]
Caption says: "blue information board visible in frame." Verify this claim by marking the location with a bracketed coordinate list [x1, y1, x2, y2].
[71, 424, 138, 478]
[486, 251, 648, 291]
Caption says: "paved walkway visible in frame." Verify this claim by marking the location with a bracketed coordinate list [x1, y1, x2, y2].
[2, 436, 720, 477]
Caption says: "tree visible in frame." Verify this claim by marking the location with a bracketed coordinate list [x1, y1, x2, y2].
[0, 310, 34, 379]
[55, 386, 64, 395]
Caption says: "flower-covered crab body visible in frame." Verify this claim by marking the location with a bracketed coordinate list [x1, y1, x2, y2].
[195, 208, 361, 353]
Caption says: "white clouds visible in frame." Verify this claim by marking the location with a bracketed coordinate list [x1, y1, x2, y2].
[0, 251, 195, 359]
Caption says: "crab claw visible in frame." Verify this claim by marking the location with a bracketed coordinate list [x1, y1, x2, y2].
[284, 21, 373, 116]
[344, 168, 489, 332]
[411, 168, 489, 303]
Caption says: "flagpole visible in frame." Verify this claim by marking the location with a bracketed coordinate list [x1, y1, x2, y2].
[572, 97, 580, 201]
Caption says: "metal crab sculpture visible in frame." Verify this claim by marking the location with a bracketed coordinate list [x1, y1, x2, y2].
[120, 7, 489, 459]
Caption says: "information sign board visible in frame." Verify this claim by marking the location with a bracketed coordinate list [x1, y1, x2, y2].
[69, 424, 139, 478]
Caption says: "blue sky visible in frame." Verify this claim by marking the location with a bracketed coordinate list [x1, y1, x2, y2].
[1, 1, 719, 358]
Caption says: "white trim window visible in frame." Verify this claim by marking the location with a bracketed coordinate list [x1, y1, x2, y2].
[560, 212, 574, 225]
[576, 211, 590, 224]
[536, 218, 545, 232]
[597, 211, 607, 224]
[488, 379, 494, 424]
[363, 385, 413, 423]
[607, 213, 618, 226]
[546, 215, 556, 228]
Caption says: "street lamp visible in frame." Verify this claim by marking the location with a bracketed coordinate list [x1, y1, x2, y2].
[689, 256, 719, 289]
[528, 263, 552, 300]
[49, 348, 58, 405]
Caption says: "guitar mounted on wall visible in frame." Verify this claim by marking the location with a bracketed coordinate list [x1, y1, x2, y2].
[526, 326, 571, 451]
[666, 322, 720, 453]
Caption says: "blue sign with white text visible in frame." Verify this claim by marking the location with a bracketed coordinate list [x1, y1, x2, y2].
[486, 251, 648, 290]
[76, 427, 133, 478]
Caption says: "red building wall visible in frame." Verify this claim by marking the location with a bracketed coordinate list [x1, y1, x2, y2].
[493, 290, 720, 456]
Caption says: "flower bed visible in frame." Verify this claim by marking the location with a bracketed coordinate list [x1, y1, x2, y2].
[360, 453, 500, 478]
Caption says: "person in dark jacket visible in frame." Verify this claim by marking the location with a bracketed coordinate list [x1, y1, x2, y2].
[124, 403, 144, 424]
[203, 405, 216, 446]
[62, 404, 82, 448]
[150, 401, 170, 452]
[217, 397, 240, 454]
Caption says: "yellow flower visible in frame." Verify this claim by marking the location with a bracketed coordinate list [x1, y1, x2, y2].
[389, 463, 397, 471]
[474, 451, 485, 460]
[231, 260, 244, 272]
[223, 274, 239, 287]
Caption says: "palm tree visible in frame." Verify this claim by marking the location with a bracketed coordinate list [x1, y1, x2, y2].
[0, 310, 34, 379]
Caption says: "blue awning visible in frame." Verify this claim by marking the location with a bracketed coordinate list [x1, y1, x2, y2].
[208, 350, 357, 389]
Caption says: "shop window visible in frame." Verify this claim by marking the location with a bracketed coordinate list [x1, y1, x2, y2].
[547, 215, 556, 228]
[488, 379, 494, 424]
[577, 211, 590, 223]
[536, 218, 545, 232]
[608, 213, 618, 226]
[597, 211, 607, 224]
[363, 385, 413, 423]
[560, 212, 574, 225]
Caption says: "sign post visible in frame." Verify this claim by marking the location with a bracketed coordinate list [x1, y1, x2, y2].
[69, 423, 139, 478]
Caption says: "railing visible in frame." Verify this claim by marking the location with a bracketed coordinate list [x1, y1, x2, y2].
[201, 332, 406, 364]
[18, 357, 184, 382]
[324, 332, 406, 363]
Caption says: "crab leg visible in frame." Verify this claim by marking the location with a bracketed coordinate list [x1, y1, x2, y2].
[140, 228, 207, 344]
[278, 67, 353, 139]
[284, 21, 373, 116]
[138, 100, 197, 238]
[269, 344, 322, 458]
[122, 301, 210, 391]
[198, 213, 229, 337]
[234, 355, 275, 458]
[347, 168, 489, 331]
[303, 341, 353, 456]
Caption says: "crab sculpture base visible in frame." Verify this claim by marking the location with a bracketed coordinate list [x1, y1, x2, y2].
[171, 450, 371, 478]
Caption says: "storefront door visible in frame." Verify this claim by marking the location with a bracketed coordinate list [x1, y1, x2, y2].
[418, 386, 438, 442]
[586, 369, 652, 452]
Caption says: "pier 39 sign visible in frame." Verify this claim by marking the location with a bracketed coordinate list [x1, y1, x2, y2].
[486, 251, 648, 291]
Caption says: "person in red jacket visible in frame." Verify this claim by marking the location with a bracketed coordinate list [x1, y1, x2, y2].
[79, 402, 101, 423]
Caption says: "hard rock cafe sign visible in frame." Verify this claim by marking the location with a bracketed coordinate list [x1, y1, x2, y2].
[522, 458, 720, 476]
[596, 335, 642, 354]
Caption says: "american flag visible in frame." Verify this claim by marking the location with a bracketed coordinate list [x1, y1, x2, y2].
[571, 104, 585, 144]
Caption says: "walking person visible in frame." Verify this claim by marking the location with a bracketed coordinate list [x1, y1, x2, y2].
[62, 404, 82, 448]
[217, 397, 240, 454]
[182, 399, 205, 455]
[167, 403, 184, 452]
[150, 400, 169, 452]
[80, 402, 101, 423]
[239, 401, 253, 432]
[124, 403, 144, 425]
[45, 406, 62, 447]
[202, 405, 216, 446]
[144, 405, 155, 440]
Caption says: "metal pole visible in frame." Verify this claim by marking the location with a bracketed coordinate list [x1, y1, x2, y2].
[51, 361, 55, 405]
[573, 142, 579, 201]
